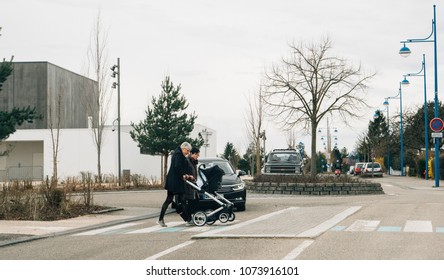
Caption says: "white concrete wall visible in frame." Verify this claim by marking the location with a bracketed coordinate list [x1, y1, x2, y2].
[3, 124, 216, 180]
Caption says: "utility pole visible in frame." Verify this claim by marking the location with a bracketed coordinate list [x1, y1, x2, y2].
[111, 58, 121, 186]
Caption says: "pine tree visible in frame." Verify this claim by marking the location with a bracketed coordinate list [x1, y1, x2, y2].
[0, 58, 40, 141]
[130, 76, 203, 184]
[222, 142, 240, 168]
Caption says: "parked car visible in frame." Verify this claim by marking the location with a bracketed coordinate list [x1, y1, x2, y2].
[353, 162, 365, 176]
[263, 149, 304, 175]
[361, 162, 383, 177]
[197, 157, 247, 211]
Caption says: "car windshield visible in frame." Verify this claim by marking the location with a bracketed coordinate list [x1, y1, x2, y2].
[268, 152, 300, 163]
[199, 161, 234, 174]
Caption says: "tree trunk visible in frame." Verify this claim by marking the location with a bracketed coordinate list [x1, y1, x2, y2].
[162, 153, 169, 186]
[97, 144, 102, 185]
[311, 123, 318, 177]
[255, 136, 261, 176]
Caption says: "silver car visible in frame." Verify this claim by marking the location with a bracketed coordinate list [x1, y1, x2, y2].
[361, 162, 383, 177]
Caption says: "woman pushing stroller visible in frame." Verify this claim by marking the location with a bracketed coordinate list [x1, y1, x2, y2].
[157, 142, 195, 227]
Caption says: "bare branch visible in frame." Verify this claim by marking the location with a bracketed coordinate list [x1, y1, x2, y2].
[263, 36, 376, 176]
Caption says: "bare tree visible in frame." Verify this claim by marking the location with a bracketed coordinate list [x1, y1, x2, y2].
[48, 93, 62, 187]
[84, 12, 112, 185]
[245, 87, 265, 176]
[263, 37, 375, 176]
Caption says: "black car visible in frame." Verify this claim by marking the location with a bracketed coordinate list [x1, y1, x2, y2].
[197, 157, 247, 211]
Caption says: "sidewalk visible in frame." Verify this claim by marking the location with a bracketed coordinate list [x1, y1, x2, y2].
[0, 206, 166, 247]
[366, 174, 444, 190]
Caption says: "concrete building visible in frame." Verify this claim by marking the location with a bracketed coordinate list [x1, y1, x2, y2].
[1, 61, 97, 129]
[0, 62, 217, 181]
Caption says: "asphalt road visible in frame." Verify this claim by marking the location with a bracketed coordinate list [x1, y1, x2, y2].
[1, 176, 444, 260]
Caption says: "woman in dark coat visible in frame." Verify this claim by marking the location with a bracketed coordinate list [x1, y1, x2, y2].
[157, 142, 193, 227]
[184, 147, 200, 221]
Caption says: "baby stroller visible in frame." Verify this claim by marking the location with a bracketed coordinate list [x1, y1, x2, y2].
[185, 164, 236, 226]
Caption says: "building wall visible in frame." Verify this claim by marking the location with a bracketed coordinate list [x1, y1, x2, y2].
[46, 63, 96, 129]
[1, 61, 217, 181]
[3, 124, 216, 181]
[1, 61, 97, 130]
[1, 62, 47, 129]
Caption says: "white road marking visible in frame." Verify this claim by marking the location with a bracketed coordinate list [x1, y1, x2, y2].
[297, 206, 362, 238]
[404, 220, 433, 232]
[193, 207, 299, 238]
[282, 240, 314, 260]
[145, 240, 195, 260]
[73, 222, 142, 236]
[345, 220, 380, 232]
[127, 222, 183, 234]
[183, 226, 213, 232]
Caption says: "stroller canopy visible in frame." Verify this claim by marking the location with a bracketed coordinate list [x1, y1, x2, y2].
[198, 164, 225, 193]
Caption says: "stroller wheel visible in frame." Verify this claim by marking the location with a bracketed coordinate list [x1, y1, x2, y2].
[205, 209, 216, 225]
[218, 212, 229, 223]
[193, 211, 207, 227]
[228, 212, 235, 222]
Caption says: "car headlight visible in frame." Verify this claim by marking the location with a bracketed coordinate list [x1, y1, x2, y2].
[232, 182, 245, 191]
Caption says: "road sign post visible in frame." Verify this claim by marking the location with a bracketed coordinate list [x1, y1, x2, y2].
[429, 117, 443, 188]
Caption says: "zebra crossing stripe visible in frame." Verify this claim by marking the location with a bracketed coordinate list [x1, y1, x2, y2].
[73, 222, 143, 236]
[332, 220, 439, 233]
[345, 220, 380, 232]
[331, 225, 347, 231]
[435, 227, 444, 233]
[297, 206, 362, 238]
[377, 226, 402, 232]
[404, 220, 433, 232]
[127, 222, 184, 234]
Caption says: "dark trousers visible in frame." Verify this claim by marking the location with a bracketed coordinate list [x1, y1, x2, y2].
[159, 191, 190, 222]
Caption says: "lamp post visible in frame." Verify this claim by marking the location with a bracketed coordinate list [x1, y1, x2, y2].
[399, 83, 405, 177]
[200, 128, 213, 157]
[401, 54, 429, 179]
[317, 117, 338, 165]
[111, 58, 121, 186]
[385, 83, 404, 176]
[383, 99, 391, 175]
[399, 5, 439, 187]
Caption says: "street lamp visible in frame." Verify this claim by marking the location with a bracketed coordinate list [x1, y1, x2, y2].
[318, 125, 338, 164]
[111, 58, 121, 186]
[385, 83, 404, 176]
[402, 54, 429, 180]
[382, 101, 391, 175]
[200, 128, 213, 157]
[399, 5, 439, 187]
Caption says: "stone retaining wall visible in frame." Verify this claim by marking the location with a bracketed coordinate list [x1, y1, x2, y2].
[246, 181, 384, 195]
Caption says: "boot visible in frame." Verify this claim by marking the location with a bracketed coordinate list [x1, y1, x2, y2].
[157, 219, 167, 227]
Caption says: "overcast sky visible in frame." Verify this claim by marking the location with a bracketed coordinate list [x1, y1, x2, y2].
[1, 0, 443, 156]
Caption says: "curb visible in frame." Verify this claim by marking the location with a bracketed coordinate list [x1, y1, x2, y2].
[0, 209, 174, 248]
